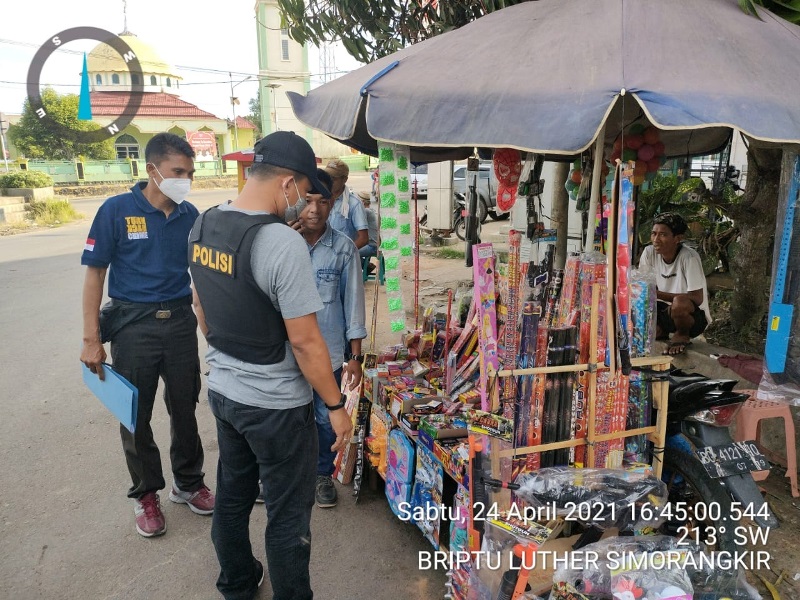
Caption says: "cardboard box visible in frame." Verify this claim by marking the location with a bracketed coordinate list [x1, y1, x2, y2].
[418, 414, 468, 441]
[399, 413, 422, 434]
[391, 394, 440, 420]
[363, 368, 379, 403]
[416, 427, 437, 453]
[432, 438, 470, 488]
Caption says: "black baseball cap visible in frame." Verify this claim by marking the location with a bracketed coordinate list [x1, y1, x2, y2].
[253, 131, 329, 197]
[315, 169, 333, 198]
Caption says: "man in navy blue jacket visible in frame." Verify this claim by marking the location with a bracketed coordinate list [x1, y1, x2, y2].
[80, 132, 213, 538]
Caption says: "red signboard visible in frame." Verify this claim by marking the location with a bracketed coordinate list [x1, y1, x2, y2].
[186, 131, 218, 161]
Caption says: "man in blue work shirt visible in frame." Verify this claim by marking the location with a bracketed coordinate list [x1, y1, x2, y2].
[324, 159, 370, 250]
[296, 169, 366, 508]
[357, 189, 379, 261]
[80, 132, 213, 538]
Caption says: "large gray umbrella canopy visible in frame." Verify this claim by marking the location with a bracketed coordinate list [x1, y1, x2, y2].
[288, 0, 800, 161]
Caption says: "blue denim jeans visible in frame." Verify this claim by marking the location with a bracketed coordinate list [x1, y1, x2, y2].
[208, 389, 317, 600]
[313, 368, 342, 477]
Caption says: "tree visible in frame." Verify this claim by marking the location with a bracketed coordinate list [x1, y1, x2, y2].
[280, 0, 800, 64]
[8, 88, 115, 160]
[728, 144, 783, 347]
[739, 0, 800, 23]
[247, 89, 262, 139]
[278, 0, 523, 64]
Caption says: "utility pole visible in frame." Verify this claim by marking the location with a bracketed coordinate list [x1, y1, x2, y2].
[266, 83, 281, 133]
[0, 113, 10, 172]
[229, 73, 252, 150]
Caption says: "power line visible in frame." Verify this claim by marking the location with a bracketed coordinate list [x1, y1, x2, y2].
[0, 37, 354, 81]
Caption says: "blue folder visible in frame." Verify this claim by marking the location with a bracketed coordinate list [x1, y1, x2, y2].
[82, 363, 138, 433]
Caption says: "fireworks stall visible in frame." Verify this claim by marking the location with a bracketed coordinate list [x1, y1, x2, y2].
[286, 1, 800, 597]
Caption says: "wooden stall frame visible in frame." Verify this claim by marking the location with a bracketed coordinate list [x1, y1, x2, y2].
[486, 285, 671, 479]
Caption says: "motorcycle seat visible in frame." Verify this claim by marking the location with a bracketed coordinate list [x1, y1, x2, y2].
[670, 380, 727, 404]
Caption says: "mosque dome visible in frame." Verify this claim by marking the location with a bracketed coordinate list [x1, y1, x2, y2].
[87, 32, 182, 94]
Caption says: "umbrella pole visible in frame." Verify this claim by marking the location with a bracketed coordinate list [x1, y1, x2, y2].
[414, 180, 420, 328]
[584, 125, 606, 253]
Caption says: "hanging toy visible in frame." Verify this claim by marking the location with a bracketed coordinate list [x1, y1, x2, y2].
[566, 158, 584, 202]
[493, 148, 522, 212]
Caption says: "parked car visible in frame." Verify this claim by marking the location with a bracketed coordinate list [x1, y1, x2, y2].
[453, 161, 510, 223]
[411, 163, 428, 198]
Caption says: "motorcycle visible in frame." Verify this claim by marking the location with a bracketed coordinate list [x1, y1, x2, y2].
[478, 368, 777, 555]
[660, 369, 778, 552]
[418, 193, 478, 241]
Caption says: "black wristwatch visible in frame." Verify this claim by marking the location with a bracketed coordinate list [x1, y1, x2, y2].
[325, 393, 347, 411]
[345, 352, 364, 363]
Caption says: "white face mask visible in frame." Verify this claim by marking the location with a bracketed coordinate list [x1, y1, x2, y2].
[283, 179, 307, 223]
[152, 164, 191, 204]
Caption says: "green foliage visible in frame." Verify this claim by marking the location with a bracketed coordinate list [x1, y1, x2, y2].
[247, 89, 262, 138]
[278, 0, 800, 65]
[26, 199, 81, 226]
[0, 170, 53, 188]
[433, 247, 465, 260]
[8, 88, 115, 160]
[277, 0, 528, 63]
[638, 174, 742, 274]
[637, 175, 702, 247]
[739, 0, 800, 23]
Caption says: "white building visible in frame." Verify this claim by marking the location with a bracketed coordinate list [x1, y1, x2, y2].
[254, 0, 351, 158]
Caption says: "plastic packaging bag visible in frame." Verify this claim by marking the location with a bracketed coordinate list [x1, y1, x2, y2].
[513, 468, 668, 531]
[549, 535, 760, 600]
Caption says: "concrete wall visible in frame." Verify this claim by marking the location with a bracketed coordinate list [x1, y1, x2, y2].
[13, 160, 237, 184]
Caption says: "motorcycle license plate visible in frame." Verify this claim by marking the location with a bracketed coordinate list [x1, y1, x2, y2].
[695, 441, 769, 479]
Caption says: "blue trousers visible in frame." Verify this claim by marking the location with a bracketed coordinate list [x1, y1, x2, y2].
[358, 243, 378, 259]
[208, 390, 317, 600]
[313, 368, 342, 477]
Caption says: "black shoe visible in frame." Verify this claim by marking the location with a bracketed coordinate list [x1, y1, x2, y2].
[315, 475, 338, 508]
[254, 559, 265, 588]
[255, 481, 265, 504]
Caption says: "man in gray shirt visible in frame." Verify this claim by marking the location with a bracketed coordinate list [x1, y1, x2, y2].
[190, 132, 352, 600]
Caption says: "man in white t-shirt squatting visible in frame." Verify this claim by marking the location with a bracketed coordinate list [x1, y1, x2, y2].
[638, 213, 711, 356]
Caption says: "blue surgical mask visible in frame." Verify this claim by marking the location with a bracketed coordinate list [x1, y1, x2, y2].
[284, 179, 307, 223]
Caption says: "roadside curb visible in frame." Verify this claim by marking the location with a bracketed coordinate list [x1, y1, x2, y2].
[55, 177, 238, 199]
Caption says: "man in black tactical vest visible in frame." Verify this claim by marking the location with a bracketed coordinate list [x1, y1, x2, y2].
[190, 131, 352, 600]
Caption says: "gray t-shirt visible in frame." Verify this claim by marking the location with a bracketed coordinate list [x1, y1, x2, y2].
[205, 203, 324, 409]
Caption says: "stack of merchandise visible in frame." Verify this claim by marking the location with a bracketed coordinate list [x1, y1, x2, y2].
[491, 236, 656, 471]
[385, 428, 416, 517]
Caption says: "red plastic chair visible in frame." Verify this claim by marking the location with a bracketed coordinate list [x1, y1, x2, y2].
[735, 390, 798, 498]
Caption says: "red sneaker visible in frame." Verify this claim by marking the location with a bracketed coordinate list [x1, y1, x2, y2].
[169, 484, 215, 515]
[134, 492, 166, 537]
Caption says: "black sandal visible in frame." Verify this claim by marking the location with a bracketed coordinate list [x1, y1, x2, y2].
[662, 340, 691, 356]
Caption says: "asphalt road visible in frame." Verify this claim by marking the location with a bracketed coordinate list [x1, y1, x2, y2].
[0, 187, 446, 600]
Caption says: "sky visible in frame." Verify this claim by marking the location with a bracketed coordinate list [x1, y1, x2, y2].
[0, 0, 362, 121]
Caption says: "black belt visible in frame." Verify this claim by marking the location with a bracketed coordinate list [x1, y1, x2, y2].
[111, 295, 192, 319]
